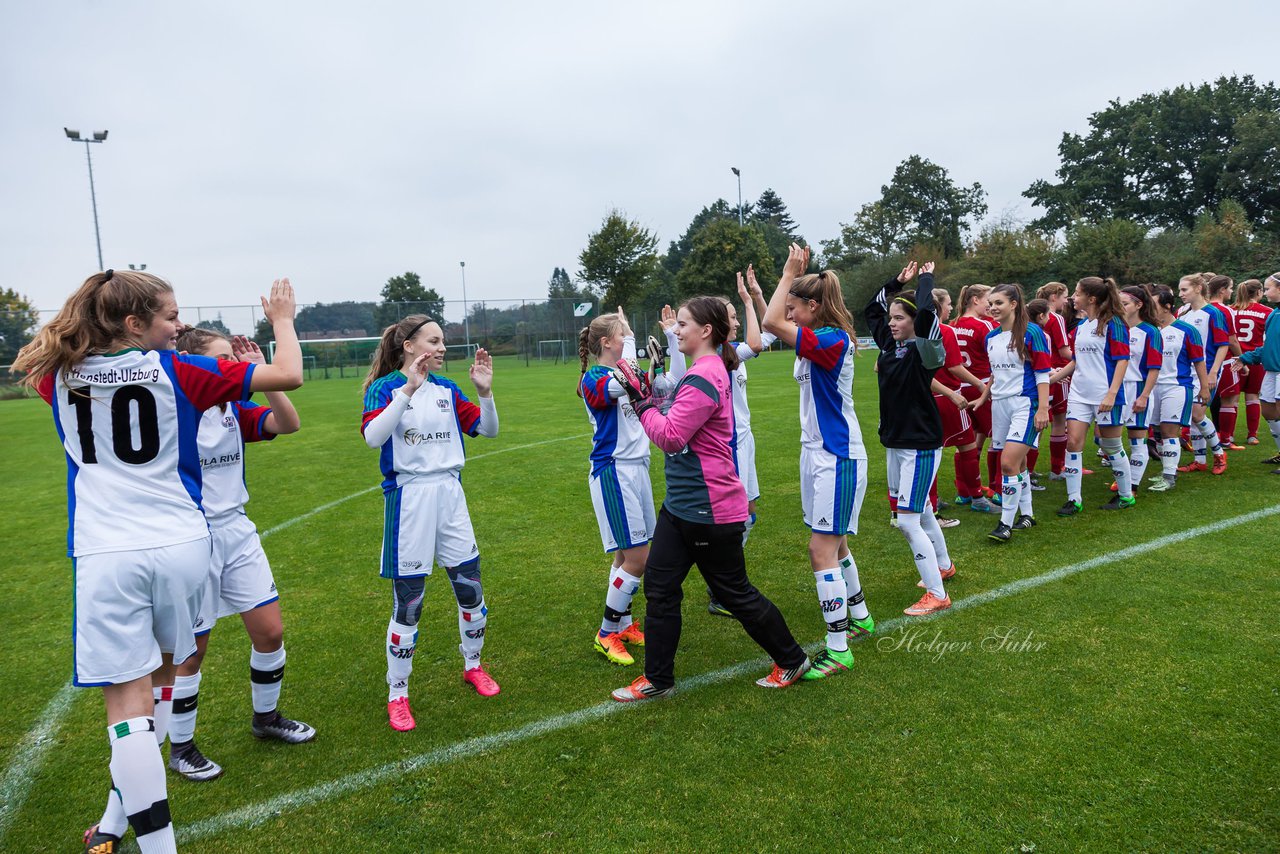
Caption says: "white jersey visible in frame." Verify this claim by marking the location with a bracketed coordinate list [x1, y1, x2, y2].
[1182, 305, 1229, 373]
[580, 336, 649, 475]
[1069, 317, 1129, 405]
[40, 349, 255, 557]
[985, 325, 1053, 400]
[198, 400, 275, 523]
[362, 371, 485, 491]
[794, 326, 866, 460]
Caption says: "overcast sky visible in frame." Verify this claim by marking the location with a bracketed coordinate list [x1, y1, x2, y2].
[3, 1, 1277, 326]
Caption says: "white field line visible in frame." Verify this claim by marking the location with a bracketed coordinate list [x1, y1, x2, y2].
[258, 433, 590, 538]
[0, 682, 78, 840]
[175, 502, 1280, 844]
[0, 431, 589, 845]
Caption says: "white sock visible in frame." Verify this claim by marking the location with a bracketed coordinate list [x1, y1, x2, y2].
[1065, 451, 1083, 502]
[1018, 470, 1034, 516]
[898, 513, 944, 599]
[1129, 439, 1149, 484]
[169, 672, 200, 744]
[1269, 419, 1280, 453]
[386, 620, 417, 701]
[1000, 474, 1020, 526]
[152, 686, 172, 747]
[457, 600, 487, 670]
[919, 508, 952, 570]
[1162, 437, 1181, 477]
[1196, 416, 1222, 454]
[839, 553, 869, 620]
[813, 568, 849, 651]
[98, 786, 128, 838]
[108, 718, 175, 854]
[249, 645, 286, 714]
[1101, 437, 1131, 498]
[601, 566, 640, 636]
[741, 511, 756, 546]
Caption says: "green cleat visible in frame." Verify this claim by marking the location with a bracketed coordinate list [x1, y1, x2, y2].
[800, 647, 854, 680]
[1056, 500, 1083, 517]
[848, 614, 876, 642]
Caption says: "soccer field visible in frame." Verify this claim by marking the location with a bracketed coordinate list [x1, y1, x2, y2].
[1, 353, 1276, 852]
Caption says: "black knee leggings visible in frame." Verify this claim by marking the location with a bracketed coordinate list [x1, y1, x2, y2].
[643, 506, 806, 690]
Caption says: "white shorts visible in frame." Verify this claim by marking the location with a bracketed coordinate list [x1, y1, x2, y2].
[1261, 371, 1280, 404]
[1123, 382, 1151, 430]
[1153, 385, 1194, 427]
[990, 396, 1040, 450]
[589, 460, 656, 553]
[885, 448, 941, 514]
[73, 537, 211, 687]
[800, 446, 866, 535]
[735, 430, 760, 501]
[381, 474, 478, 578]
[194, 514, 279, 634]
[1066, 396, 1125, 428]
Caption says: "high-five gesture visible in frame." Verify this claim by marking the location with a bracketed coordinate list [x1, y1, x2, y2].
[736, 271, 750, 302]
[262, 278, 296, 324]
[231, 335, 266, 365]
[783, 243, 810, 279]
[919, 261, 936, 275]
[745, 264, 763, 298]
[470, 348, 494, 397]
[660, 304, 677, 333]
[616, 305, 633, 338]
[897, 261, 919, 284]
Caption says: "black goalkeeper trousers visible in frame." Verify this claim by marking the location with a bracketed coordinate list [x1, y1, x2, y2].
[643, 506, 806, 690]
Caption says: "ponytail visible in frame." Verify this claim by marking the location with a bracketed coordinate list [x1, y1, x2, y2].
[958, 283, 991, 317]
[14, 269, 173, 388]
[991, 284, 1029, 362]
[1120, 286, 1158, 326]
[363, 314, 432, 394]
[1075, 276, 1123, 336]
[1233, 279, 1262, 311]
[787, 270, 854, 335]
[575, 313, 626, 397]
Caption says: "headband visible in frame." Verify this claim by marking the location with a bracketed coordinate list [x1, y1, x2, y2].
[103, 269, 114, 281]
[402, 317, 432, 343]
[894, 296, 917, 310]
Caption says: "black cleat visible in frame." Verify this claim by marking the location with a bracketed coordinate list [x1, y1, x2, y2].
[84, 825, 121, 854]
[1011, 514, 1036, 530]
[988, 523, 1013, 542]
[1056, 500, 1082, 517]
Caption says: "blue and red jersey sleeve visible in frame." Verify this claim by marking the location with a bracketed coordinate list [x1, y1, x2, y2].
[451, 385, 481, 437]
[796, 327, 849, 371]
[172, 354, 254, 411]
[1140, 324, 1162, 373]
[1105, 319, 1130, 363]
[1180, 324, 1205, 363]
[361, 374, 401, 436]
[1026, 326, 1053, 373]
[234, 401, 275, 443]
[580, 366, 615, 411]
[36, 374, 55, 405]
[1207, 307, 1229, 351]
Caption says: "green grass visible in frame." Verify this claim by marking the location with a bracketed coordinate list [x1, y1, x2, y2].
[1, 353, 1277, 852]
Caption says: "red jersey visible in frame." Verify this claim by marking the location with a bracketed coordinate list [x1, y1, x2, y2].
[1210, 302, 1238, 337]
[1235, 302, 1270, 351]
[934, 324, 964, 391]
[1043, 312, 1071, 369]
[952, 315, 997, 381]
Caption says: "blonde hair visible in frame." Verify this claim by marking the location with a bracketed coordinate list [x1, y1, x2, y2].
[1036, 281, 1068, 300]
[576, 313, 626, 392]
[13, 269, 173, 388]
[787, 270, 854, 334]
[1233, 279, 1262, 310]
[958, 284, 991, 315]
[175, 325, 230, 355]
[363, 314, 435, 393]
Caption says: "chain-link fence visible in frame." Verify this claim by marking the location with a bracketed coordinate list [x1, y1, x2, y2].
[2, 297, 685, 384]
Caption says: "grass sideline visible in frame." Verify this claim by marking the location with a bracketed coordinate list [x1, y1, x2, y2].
[1, 353, 1275, 852]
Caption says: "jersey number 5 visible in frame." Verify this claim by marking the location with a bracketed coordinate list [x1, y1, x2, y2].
[67, 385, 161, 465]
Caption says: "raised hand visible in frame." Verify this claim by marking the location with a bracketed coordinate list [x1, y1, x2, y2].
[920, 261, 936, 275]
[231, 335, 266, 365]
[262, 278, 296, 324]
[616, 305, 633, 337]
[660, 304, 677, 332]
[897, 261, 918, 284]
[403, 352, 431, 393]
[783, 243, 808, 278]
[736, 271, 750, 302]
[469, 348, 493, 396]
[746, 264, 763, 296]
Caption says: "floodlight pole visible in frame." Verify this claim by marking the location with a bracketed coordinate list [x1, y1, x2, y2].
[459, 261, 471, 349]
[64, 128, 108, 270]
[731, 166, 743, 226]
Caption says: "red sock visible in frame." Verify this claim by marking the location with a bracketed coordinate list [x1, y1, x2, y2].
[929, 476, 939, 512]
[954, 447, 980, 498]
[888, 490, 898, 513]
[986, 448, 1001, 492]
[1246, 401, 1260, 438]
[1218, 406, 1237, 444]
[1050, 434, 1067, 474]
[1026, 448, 1040, 473]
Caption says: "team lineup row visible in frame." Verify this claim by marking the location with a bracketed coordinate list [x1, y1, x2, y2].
[14, 258, 1280, 852]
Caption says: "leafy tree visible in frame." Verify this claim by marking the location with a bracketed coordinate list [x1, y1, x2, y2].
[195, 316, 232, 337]
[674, 219, 774, 299]
[0, 288, 40, 368]
[820, 200, 912, 269]
[663, 200, 737, 275]
[546, 267, 577, 300]
[376, 271, 444, 329]
[1053, 219, 1148, 283]
[751, 188, 798, 236]
[943, 215, 1057, 289]
[1025, 75, 1280, 232]
[578, 210, 659, 309]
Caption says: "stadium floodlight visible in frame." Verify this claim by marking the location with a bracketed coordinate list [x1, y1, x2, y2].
[731, 166, 743, 226]
[64, 126, 109, 270]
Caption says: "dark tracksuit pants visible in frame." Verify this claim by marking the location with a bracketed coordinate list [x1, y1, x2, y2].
[643, 506, 807, 690]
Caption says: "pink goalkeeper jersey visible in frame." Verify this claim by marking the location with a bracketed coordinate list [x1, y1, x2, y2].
[638, 353, 747, 525]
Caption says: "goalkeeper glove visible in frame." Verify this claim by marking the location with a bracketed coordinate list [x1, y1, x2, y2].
[611, 358, 654, 416]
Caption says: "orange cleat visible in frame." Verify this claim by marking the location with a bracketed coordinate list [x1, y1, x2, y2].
[904, 591, 952, 617]
[1211, 453, 1228, 475]
[617, 622, 645, 646]
[594, 631, 635, 666]
[1177, 461, 1207, 473]
[917, 563, 957, 588]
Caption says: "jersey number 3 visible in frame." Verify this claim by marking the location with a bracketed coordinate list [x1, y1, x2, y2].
[67, 385, 161, 465]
